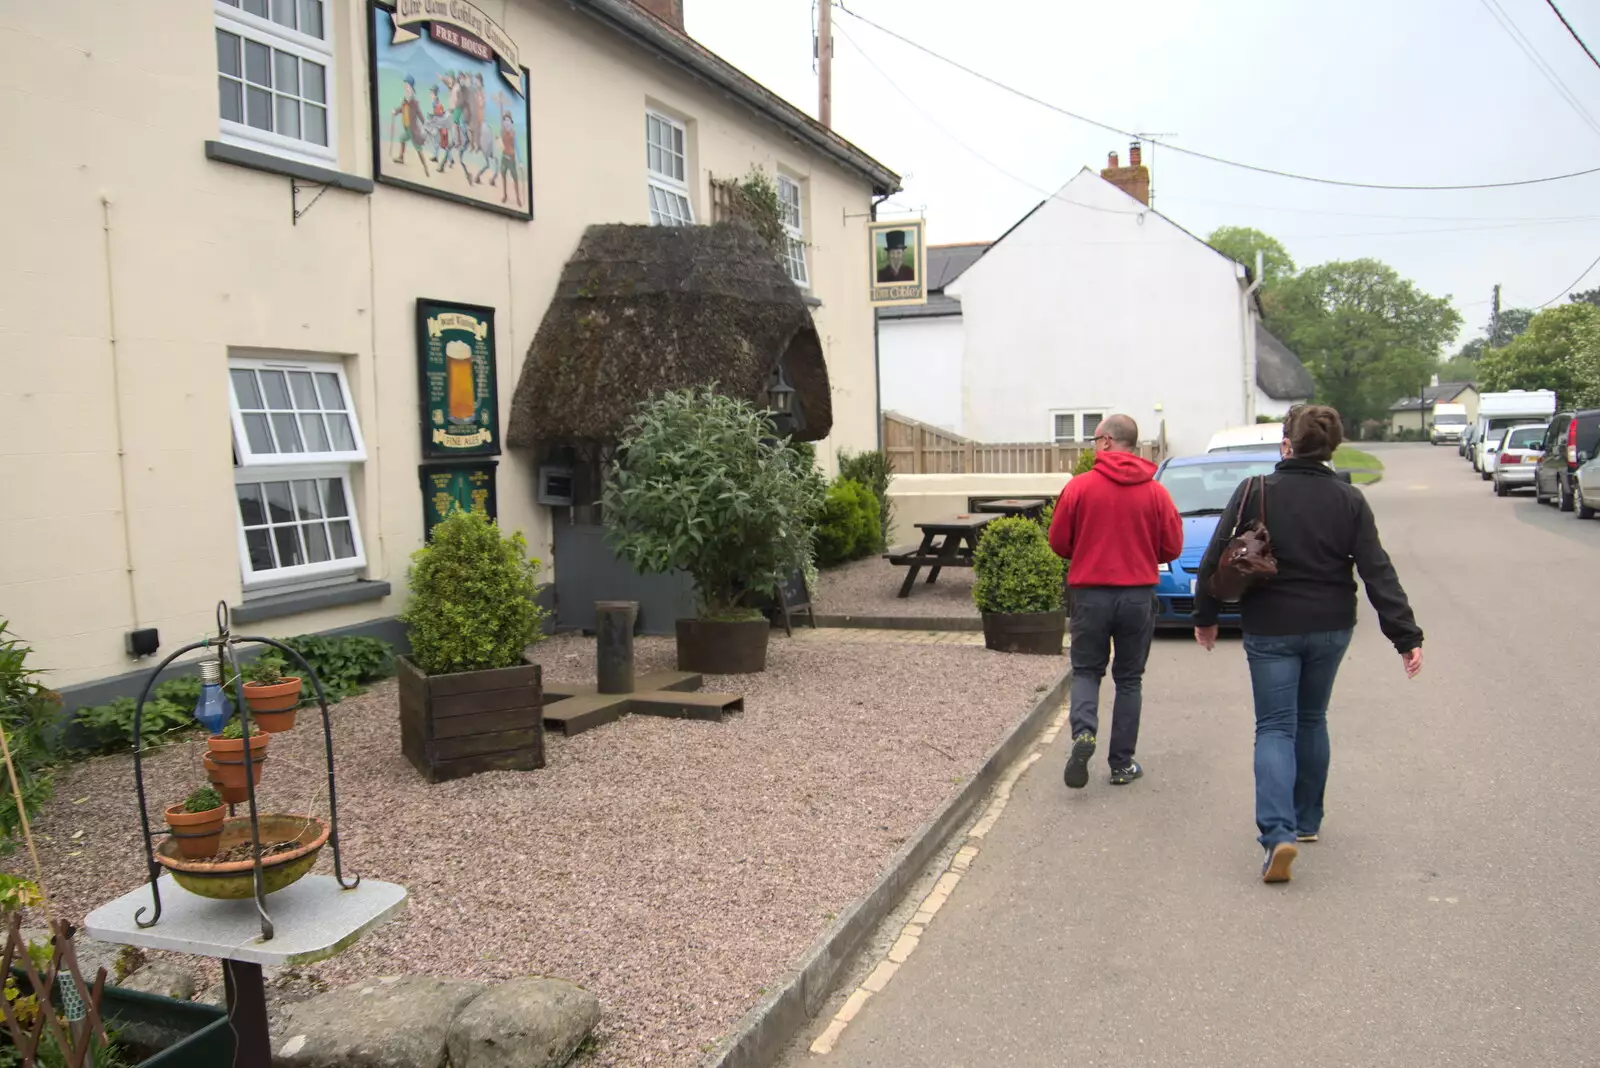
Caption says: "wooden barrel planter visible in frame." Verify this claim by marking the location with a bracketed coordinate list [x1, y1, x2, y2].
[675, 618, 769, 674]
[981, 610, 1066, 655]
[398, 657, 544, 783]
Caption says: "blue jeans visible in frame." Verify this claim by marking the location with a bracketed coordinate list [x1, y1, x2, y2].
[1243, 629, 1353, 850]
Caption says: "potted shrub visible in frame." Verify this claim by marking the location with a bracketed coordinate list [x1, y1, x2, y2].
[603, 388, 824, 674]
[241, 655, 303, 733]
[165, 785, 224, 859]
[205, 717, 269, 799]
[973, 516, 1067, 655]
[397, 508, 550, 783]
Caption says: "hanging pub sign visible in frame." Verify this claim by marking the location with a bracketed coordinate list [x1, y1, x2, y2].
[417, 297, 501, 458]
[369, 0, 533, 219]
[868, 219, 928, 308]
[420, 461, 498, 539]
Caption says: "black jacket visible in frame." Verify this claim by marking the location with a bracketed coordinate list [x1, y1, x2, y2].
[1193, 459, 1423, 651]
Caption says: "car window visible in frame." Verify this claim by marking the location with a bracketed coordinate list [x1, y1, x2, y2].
[1505, 427, 1544, 449]
[1578, 414, 1600, 455]
[1158, 461, 1279, 515]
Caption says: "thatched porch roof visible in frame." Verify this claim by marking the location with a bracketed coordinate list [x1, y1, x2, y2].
[506, 223, 832, 447]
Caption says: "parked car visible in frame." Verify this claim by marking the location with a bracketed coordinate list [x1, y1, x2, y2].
[1491, 424, 1547, 497]
[1206, 424, 1284, 453]
[1576, 451, 1600, 519]
[1151, 451, 1281, 628]
[1474, 389, 1559, 474]
[1475, 428, 1507, 480]
[1533, 408, 1600, 512]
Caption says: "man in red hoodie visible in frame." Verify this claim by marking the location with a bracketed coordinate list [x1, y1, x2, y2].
[1047, 414, 1183, 789]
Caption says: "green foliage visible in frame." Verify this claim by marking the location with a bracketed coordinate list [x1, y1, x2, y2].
[1570, 287, 1600, 309]
[1269, 258, 1462, 428]
[1490, 307, 1535, 349]
[815, 479, 882, 567]
[1073, 449, 1097, 476]
[1036, 503, 1054, 536]
[731, 168, 786, 256]
[219, 718, 260, 740]
[837, 449, 894, 549]
[1207, 226, 1296, 289]
[246, 656, 285, 686]
[1479, 302, 1600, 407]
[972, 517, 1065, 615]
[183, 785, 222, 813]
[603, 387, 825, 616]
[403, 508, 549, 676]
[275, 634, 394, 699]
[0, 875, 40, 914]
[0, 624, 61, 855]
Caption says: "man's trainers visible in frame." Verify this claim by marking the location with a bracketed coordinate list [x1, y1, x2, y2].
[1296, 831, 1319, 843]
[1262, 842, 1299, 884]
[1109, 761, 1143, 785]
[1063, 733, 1096, 789]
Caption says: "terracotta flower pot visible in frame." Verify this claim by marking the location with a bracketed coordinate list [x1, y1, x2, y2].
[203, 754, 264, 803]
[242, 677, 303, 733]
[164, 802, 224, 859]
[205, 733, 270, 795]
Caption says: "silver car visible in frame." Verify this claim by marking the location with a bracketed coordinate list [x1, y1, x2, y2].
[1492, 424, 1547, 496]
[1576, 452, 1600, 518]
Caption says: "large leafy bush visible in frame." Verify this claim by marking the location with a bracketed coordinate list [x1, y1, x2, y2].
[815, 478, 881, 566]
[972, 517, 1065, 615]
[837, 449, 894, 549]
[0, 623, 61, 854]
[402, 510, 548, 675]
[603, 388, 825, 618]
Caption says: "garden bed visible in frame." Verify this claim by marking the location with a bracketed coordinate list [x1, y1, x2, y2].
[7, 633, 1060, 1067]
[813, 556, 980, 621]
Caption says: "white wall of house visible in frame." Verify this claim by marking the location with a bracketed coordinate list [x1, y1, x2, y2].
[1255, 389, 1297, 421]
[1, 0, 889, 685]
[945, 171, 1254, 457]
[879, 315, 965, 434]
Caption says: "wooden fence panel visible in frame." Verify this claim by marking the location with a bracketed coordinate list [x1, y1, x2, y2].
[880, 411, 1163, 475]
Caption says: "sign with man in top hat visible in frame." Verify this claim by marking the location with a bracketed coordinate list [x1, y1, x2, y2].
[868, 219, 927, 307]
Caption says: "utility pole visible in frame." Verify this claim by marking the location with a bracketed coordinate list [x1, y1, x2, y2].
[818, 0, 833, 128]
[1489, 282, 1502, 345]
[1135, 131, 1178, 209]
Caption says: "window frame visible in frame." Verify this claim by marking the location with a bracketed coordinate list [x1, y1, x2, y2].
[228, 356, 367, 468]
[776, 173, 809, 288]
[1050, 409, 1109, 444]
[645, 110, 695, 226]
[214, 0, 338, 167]
[232, 464, 367, 592]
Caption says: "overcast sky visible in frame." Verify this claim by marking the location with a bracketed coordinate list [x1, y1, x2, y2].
[687, 0, 1600, 346]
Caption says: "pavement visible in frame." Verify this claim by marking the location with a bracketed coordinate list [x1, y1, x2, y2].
[779, 444, 1600, 1068]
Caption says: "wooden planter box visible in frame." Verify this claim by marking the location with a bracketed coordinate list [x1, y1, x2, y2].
[398, 656, 544, 783]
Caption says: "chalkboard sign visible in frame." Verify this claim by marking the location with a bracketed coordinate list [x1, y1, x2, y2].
[767, 567, 815, 637]
[420, 461, 498, 540]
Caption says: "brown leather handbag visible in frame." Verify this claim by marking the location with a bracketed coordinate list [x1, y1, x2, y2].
[1208, 476, 1277, 601]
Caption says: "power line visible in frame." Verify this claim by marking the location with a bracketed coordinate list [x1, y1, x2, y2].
[1165, 195, 1600, 224]
[1544, 0, 1600, 72]
[1536, 250, 1600, 307]
[832, 1, 1600, 191]
[1478, 0, 1600, 140]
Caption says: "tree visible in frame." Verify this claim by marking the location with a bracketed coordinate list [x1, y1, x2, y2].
[1489, 306, 1535, 348]
[1207, 226, 1296, 289]
[1270, 259, 1462, 429]
[1569, 287, 1600, 308]
[1478, 302, 1600, 407]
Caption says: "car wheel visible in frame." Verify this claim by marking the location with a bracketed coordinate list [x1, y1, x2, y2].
[1579, 482, 1595, 520]
[1560, 475, 1575, 512]
[1481, 466, 1492, 482]
[1495, 478, 1508, 497]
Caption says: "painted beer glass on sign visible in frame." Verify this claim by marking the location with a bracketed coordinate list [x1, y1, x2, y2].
[417, 298, 501, 458]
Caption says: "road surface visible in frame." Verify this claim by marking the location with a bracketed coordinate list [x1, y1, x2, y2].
[783, 443, 1600, 1068]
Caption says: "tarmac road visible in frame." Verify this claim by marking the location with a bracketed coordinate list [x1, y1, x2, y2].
[783, 443, 1600, 1068]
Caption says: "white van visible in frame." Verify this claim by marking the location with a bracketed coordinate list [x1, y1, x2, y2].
[1430, 402, 1468, 445]
[1473, 390, 1558, 475]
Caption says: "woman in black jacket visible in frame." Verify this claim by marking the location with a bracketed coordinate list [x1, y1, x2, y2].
[1194, 405, 1423, 885]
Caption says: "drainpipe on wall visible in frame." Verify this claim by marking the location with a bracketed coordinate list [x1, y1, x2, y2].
[102, 197, 144, 641]
[1242, 250, 1263, 424]
[870, 191, 892, 456]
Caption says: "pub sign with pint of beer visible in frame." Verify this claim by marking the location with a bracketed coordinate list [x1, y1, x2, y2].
[417, 297, 500, 458]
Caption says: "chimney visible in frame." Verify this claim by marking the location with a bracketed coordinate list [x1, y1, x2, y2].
[1099, 144, 1150, 206]
[634, 0, 685, 32]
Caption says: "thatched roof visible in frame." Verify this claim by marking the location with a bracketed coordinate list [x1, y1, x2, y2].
[507, 223, 832, 447]
[1255, 324, 1315, 401]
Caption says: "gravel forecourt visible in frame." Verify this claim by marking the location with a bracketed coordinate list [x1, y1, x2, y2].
[812, 558, 980, 620]
[9, 632, 1062, 1066]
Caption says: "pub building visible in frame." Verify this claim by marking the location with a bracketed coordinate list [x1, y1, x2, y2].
[4, 0, 900, 704]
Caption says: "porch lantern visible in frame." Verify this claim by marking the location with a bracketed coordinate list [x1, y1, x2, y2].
[766, 361, 797, 438]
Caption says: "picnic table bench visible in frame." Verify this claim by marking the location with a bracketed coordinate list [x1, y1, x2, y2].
[970, 496, 1051, 520]
[885, 513, 997, 597]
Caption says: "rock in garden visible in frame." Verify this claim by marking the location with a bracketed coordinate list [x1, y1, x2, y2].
[271, 976, 487, 1068]
[118, 961, 197, 1001]
[446, 978, 601, 1068]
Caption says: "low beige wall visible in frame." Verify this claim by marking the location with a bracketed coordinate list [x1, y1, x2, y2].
[887, 473, 1070, 544]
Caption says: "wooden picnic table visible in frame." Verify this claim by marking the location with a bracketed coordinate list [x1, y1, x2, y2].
[886, 513, 998, 597]
[971, 497, 1050, 520]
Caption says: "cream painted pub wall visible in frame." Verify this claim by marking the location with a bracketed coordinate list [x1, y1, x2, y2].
[0, 0, 886, 687]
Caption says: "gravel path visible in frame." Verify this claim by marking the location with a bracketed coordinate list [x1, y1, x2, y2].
[8, 634, 1061, 1066]
[813, 557, 979, 619]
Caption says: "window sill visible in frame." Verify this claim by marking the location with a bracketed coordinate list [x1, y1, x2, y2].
[205, 141, 374, 194]
[231, 579, 391, 624]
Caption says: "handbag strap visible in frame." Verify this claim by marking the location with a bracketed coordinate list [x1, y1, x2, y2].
[1255, 475, 1268, 527]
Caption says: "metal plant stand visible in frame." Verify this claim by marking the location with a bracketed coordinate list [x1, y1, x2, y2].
[81, 602, 407, 1068]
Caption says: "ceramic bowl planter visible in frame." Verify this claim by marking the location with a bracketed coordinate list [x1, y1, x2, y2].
[241, 676, 303, 733]
[205, 731, 270, 795]
[675, 618, 770, 674]
[164, 795, 225, 859]
[153, 814, 329, 899]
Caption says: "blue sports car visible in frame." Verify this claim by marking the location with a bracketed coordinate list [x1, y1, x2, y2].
[1152, 450, 1282, 628]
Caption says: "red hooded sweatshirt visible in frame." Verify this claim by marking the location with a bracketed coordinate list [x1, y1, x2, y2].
[1048, 451, 1183, 587]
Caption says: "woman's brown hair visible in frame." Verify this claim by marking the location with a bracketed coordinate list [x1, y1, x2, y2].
[1286, 405, 1343, 463]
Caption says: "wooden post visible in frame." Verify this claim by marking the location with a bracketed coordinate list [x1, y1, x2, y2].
[818, 0, 833, 128]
